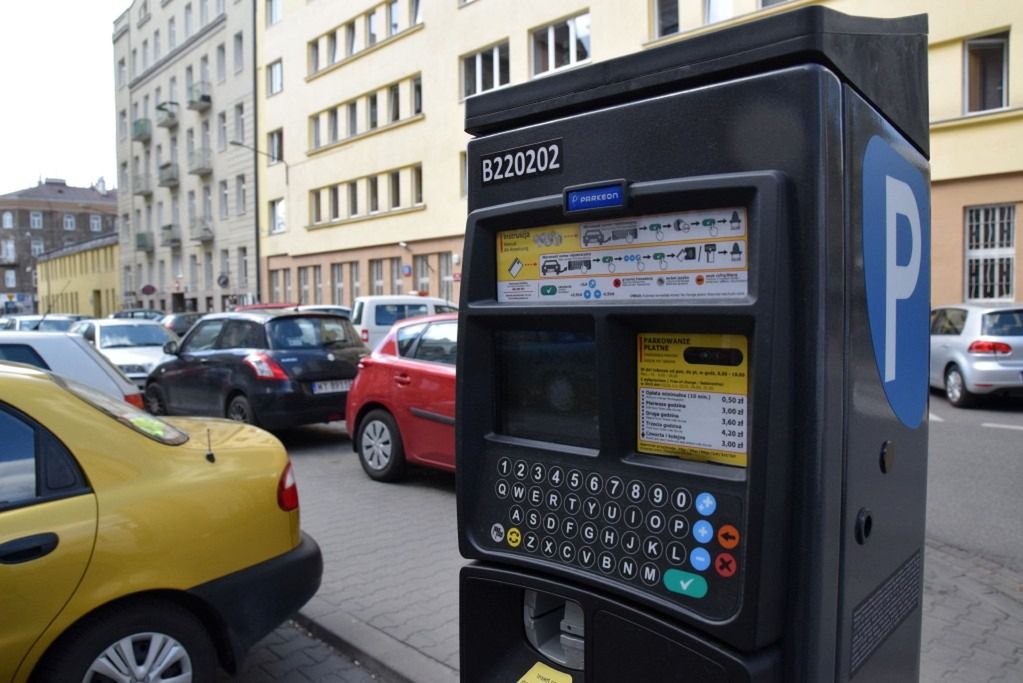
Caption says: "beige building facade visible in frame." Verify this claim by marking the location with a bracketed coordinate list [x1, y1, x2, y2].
[113, 0, 258, 314]
[36, 234, 121, 318]
[256, 0, 1022, 307]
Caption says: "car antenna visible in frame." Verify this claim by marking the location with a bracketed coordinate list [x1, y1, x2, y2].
[205, 428, 216, 463]
[32, 279, 72, 330]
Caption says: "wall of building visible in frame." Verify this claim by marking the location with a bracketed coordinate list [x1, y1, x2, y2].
[36, 237, 121, 317]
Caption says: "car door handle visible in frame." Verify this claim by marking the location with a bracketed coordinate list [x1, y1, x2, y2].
[395, 374, 412, 386]
[0, 533, 59, 565]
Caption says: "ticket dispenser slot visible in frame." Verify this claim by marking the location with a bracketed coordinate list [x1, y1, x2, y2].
[458, 7, 930, 683]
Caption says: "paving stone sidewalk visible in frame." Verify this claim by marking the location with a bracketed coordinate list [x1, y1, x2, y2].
[284, 425, 1023, 683]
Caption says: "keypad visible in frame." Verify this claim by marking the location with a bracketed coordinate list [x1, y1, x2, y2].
[485, 457, 744, 619]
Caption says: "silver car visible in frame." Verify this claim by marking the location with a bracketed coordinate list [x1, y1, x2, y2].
[929, 304, 1023, 407]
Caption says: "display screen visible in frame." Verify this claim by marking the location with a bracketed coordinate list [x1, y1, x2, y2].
[496, 330, 599, 448]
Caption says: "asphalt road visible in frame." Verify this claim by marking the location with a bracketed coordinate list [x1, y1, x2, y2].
[926, 391, 1023, 570]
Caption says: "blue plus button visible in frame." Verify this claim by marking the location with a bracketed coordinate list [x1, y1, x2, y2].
[690, 547, 711, 572]
[695, 492, 717, 516]
[693, 520, 714, 544]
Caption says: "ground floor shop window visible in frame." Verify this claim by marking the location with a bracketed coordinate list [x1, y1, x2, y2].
[966, 204, 1015, 301]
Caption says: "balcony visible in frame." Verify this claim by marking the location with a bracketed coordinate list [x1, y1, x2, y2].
[158, 162, 180, 188]
[186, 81, 212, 111]
[131, 118, 152, 142]
[190, 217, 215, 243]
[136, 231, 155, 252]
[188, 147, 213, 176]
[132, 173, 153, 197]
[156, 103, 179, 128]
[160, 223, 182, 248]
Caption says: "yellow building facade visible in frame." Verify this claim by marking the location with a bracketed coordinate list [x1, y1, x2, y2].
[255, 0, 1022, 306]
[36, 235, 121, 317]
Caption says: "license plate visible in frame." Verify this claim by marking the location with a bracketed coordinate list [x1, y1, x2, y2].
[312, 379, 352, 394]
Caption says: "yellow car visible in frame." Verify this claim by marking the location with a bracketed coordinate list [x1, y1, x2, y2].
[0, 363, 322, 682]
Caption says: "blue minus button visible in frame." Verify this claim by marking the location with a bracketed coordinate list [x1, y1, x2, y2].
[566, 184, 625, 212]
[663, 569, 708, 599]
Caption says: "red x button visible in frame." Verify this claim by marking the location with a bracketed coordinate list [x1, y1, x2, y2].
[715, 552, 737, 578]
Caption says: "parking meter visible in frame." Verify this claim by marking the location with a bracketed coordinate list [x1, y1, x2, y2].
[456, 7, 930, 682]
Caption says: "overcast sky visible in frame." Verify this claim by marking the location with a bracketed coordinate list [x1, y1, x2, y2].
[0, 1, 127, 195]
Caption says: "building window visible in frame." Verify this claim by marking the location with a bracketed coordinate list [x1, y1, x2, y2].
[267, 0, 282, 26]
[388, 0, 399, 36]
[219, 181, 229, 219]
[117, 58, 127, 87]
[328, 108, 339, 143]
[460, 151, 468, 197]
[313, 265, 323, 304]
[346, 22, 357, 56]
[154, 30, 161, 61]
[299, 266, 310, 304]
[269, 198, 286, 233]
[656, 1, 679, 37]
[185, 3, 193, 36]
[705, 0, 734, 25]
[965, 33, 1008, 113]
[347, 101, 358, 136]
[30, 212, 42, 229]
[90, 215, 102, 232]
[234, 103, 245, 143]
[169, 17, 177, 49]
[368, 176, 379, 213]
[119, 110, 128, 140]
[31, 239, 44, 257]
[268, 128, 284, 163]
[370, 259, 384, 295]
[388, 83, 400, 122]
[410, 0, 422, 26]
[439, 251, 453, 302]
[4, 270, 15, 288]
[234, 32, 244, 73]
[390, 257, 403, 294]
[238, 247, 248, 286]
[216, 43, 226, 82]
[200, 0, 209, 25]
[331, 263, 344, 304]
[348, 181, 359, 216]
[1, 212, 12, 229]
[310, 115, 321, 149]
[412, 76, 422, 114]
[368, 93, 378, 129]
[327, 32, 338, 65]
[308, 41, 319, 75]
[1, 239, 14, 261]
[367, 11, 378, 47]
[533, 13, 590, 76]
[63, 214, 76, 231]
[236, 175, 246, 215]
[464, 42, 509, 98]
[415, 255, 430, 293]
[217, 112, 227, 150]
[270, 269, 281, 302]
[267, 60, 284, 95]
[966, 205, 1015, 300]
[390, 171, 401, 208]
[412, 165, 423, 205]
[311, 189, 323, 223]
[350, 262, 361, 304]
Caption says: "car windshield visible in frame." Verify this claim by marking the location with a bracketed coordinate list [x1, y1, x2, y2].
[982, 310, 1023, 336]
[100, 324, 174, 348]
[268, 316, 360, 349]
[57, 375, 188, 445]
[34, 318, 75, 332]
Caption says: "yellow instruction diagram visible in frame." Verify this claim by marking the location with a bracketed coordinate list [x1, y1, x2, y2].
[637, 333, 749, 467]
[516, 662, 573, 683]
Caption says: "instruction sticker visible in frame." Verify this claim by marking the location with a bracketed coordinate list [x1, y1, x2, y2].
[637, 333, 749, 467]
[495, 208, 748, 303]
[517, 662, 573, 683]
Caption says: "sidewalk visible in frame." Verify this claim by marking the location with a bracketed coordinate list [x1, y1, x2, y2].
[287, 428, 1022, 683]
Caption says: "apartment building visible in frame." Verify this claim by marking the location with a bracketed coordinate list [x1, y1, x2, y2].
[113, 0, 257, 314]
[0, 179, 117, 314]
[36, 234, 121, 318]
[256, 0, 1021, 307]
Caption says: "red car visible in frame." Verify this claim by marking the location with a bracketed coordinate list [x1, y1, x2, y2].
[346, 313, 457, 481]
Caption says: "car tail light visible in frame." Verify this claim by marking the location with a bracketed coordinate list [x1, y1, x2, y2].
[125, 392, 145, 409]
[278, 461, 299, 511]
[968, 340, 1013, 355]
[244, 352, 290, 380]
[360, 328, 369, 343]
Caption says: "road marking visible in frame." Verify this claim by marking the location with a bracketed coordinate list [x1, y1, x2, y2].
[981, 422, 1023, 432]
[929, 412, 944, 422]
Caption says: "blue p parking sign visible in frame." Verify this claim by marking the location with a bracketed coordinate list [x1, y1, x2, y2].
[862, 136, 930, 428]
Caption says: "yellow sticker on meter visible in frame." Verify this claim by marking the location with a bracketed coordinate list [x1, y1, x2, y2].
[517, 662, 573, 683]
[637, 333, 749, 467]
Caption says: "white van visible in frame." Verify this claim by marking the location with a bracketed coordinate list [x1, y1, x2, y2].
[350, 295, 457, 349]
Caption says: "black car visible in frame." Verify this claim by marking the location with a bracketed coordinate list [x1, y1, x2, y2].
[145, 311, 368, 429]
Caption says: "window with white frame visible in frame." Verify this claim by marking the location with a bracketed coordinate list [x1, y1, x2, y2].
[346, 22, 357, 56]
[370, 259, 384, 295]
[388, 0, 399, 36]
[390, 170, 401, 208]
[233, 32, 244, 72]
[367, 11, 378, 47]
[966, 204, 1015, 300]
[269, 198, 286, 233]
[30, 212, 42, 229]
[117, 58, 127, 87]
[390, 257, 402, 294]
[368, 176, 379, 213]
[216, 43, 226, 82]
[267, 60, 283, 95]
[185, 3, 194, 36]
[532, 13, 590, 77]
[388, 84, 400, 122]
[238, 247, 248, 286]
[350, 262, 360, 303]
[412, 76, 422, 114]
[1, 212, 12, 229]
[415, 254, 430, 293]
[412, 164, 423, 204]
[63, 214, 76, 231]
[90, 215, 102, 232]
[705, 0, 734, 25]
[219, 181, 229, 219]
[1, 239, 13, 261]
[270, 269, 281, 302]
[268, 128, 284, 163]
[655, 1, 679, 38]
[439, 251, 453, 302]
[329, 186, 340, 220]
[234, 103, 245, 142]
[331, 263, 344, 304]
[463, 42, 509, 98]
[368, 93, 378, 129]
[217, 112, 227, 150]
[298, 266, 310, 304]
[267, 0, 281, 26]
[236, 175, 246, 215]
[4, 270, 15, 288]
[311, 189, 323, 223]
[348, 181, 359, 216]
[31, 239, 44, 256]
[410, 0, 422, 26]
[169, 17, 177, 48]
[965, 33, 1008, 114]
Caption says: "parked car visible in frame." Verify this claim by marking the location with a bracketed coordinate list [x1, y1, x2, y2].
[347, 313, 457, 481]
[145, 310, 368, 429]
[110, 308, 165, 320]
[0, 331, 143, 407]
[69, 319, 178, 388]
[930, 304, 1023, 407]
[160, 311, 204, 337]
[350, 295, 457, 349]
[0, 363, 321, 682]
[298, 304, 352, 318]
[0, 314, 84, 332]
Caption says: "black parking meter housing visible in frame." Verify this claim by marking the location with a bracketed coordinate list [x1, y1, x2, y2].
[457, 7, 930, 682]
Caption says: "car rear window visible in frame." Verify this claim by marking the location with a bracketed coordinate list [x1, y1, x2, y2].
[0, 344, 50, 369]
[269, 316, 361, 349]
[59, 376, 188, 445]
[375, 304, 429, 326]
[34, 319, 75, 332]
[982, 310, 1023, 336]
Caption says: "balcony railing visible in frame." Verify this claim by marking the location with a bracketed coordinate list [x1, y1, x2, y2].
[186, 81, 212, 111]
[158, 162, 180, 188]
[190, 217, 215, 242]
[156, 104, 179, 128]
[187, 148, 213, 175]
[160, 223, 182, 248]
[131, 118, 152, 142]
[136, 231, 155, 252]
[132, 174, 153, 196]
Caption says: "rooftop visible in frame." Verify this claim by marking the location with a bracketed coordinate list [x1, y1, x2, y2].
[0, 178, 117, 204]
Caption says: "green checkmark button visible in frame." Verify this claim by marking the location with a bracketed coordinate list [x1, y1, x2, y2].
[663, 569, 708, 598]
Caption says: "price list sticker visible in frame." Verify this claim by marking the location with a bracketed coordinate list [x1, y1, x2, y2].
[637, 333, 749, 467]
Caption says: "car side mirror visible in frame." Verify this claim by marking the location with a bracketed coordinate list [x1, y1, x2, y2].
[163, 340, 179, 355]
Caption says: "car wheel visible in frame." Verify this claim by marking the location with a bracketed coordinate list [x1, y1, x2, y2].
[145, 383, 168, 415]
[357, 409, 406, 482]
[945, 365, 975, 408]
[226, 394, 257, 424]
[33, 600, 216, 683]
